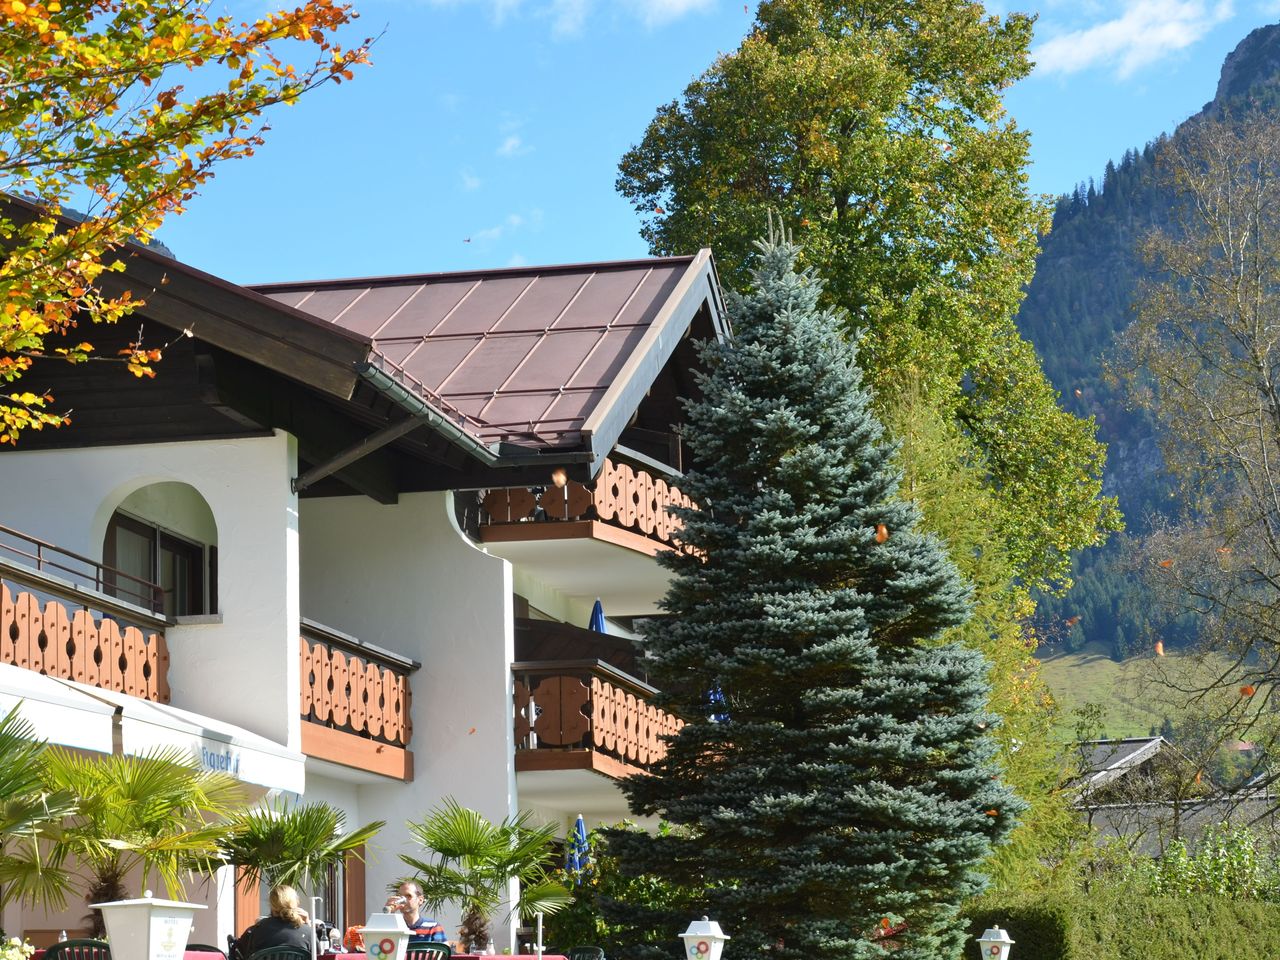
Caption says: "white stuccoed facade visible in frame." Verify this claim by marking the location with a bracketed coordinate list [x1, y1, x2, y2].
[0, 431, 302, 747]
[0, 429, 638, 950]
[299, 490, 519, 937]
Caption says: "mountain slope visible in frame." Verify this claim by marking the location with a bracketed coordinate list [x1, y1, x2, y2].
[1017, 23, 1280, 658]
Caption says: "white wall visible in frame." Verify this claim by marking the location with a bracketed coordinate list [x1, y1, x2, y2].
[117, 481, 219, 546]
[0, 432, 302, 748]
[299, 491, 516, 946]
[513, 569, 594, 630]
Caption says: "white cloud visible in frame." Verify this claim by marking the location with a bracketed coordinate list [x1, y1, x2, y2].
[1034, 0, 1234, 78]
[550, 0, 589, 34]
[461, 170, 481, 191]
[496, 134, 530, 157]
[421, 0, 711, 34]
[471, 213, 528, 244]
[507, 253, 528, 267]
[622, 0, 714, 26]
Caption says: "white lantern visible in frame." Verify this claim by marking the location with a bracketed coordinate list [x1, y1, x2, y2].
[359, 912, 413, 960]
[976, 926, 1015, 960]
[679, 917, 729, 960]
[91, 890, 205, 960]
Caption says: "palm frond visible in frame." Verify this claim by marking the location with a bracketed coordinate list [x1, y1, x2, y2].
[222, 799, 383, 891]
[514, 879, 572, 919]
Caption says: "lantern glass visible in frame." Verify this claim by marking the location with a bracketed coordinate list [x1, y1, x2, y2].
[976, 926, 1014, 960]
[679, 918, 729, 960]
[360, 911, 413, 960]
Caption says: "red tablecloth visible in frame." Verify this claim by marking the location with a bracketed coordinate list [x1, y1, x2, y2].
[323, 955, 564, 960]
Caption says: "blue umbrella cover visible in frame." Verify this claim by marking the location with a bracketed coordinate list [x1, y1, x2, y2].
[588, 599, 606, 633]
[566, 813, 591, 884]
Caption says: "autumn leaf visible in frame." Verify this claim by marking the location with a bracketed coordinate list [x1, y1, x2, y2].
[0, 0, 372, 441]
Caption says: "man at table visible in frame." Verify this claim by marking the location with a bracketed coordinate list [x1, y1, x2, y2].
[385, 881, 448, 942]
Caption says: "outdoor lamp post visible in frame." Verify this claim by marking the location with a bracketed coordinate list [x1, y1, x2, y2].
[679, 917, 729, 960]
[91, 889, 206, 960]
[976, 926, 1015, 960]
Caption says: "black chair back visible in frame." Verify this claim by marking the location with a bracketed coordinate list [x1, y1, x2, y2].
[44, 940, 111, 960]
[245, 948, 311, 960]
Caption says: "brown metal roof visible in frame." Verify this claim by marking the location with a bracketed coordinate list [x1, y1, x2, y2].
[252, 253, 721, 453]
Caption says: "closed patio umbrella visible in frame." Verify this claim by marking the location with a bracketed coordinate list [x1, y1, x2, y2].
[588, 599, 606, 633]
[566, 813, 591, 884]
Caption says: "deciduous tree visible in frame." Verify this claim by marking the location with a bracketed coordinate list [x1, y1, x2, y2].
[617, 0, 1117, 591]
[1115, 109, 1280, 802]
[0, 0, 370, 442]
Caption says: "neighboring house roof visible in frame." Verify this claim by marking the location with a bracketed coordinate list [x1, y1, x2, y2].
[252, 251, 726, 464]
[1084, 792, 1280, 856]
[1074, 737, 1170, 796]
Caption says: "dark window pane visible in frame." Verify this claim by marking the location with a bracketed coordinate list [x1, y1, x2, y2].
[104, 513, 157, 608]
[160, 533, 203, 617]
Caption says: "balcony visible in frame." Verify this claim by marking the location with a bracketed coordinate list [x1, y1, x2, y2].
[299, 619, 417, 780]
[512, 658, 683, 781]
[478, 458, 693, 616]
[0, 525, 170, 702]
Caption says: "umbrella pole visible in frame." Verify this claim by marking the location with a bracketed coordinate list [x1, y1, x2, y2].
[535, 912, 543, 960]
[310, 897, 323, 960]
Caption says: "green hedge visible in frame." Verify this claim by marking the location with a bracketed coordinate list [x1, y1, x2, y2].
[965, 892, 1280, 960]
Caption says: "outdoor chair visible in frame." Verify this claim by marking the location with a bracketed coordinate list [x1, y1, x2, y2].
[44, 940, 111, 960]
[187, 946, 227, 957]
[245, 948, 310, 960]
[567, 947, 605, 960]
[406, 944, 451, 960]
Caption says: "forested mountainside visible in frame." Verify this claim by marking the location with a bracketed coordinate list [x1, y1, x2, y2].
[1018, 24, 1280, 658]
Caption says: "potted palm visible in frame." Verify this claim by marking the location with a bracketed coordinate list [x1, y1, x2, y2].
[399, 800, 571, 952]
[19, 745, 245, 934]
[219, 799, 384, 939]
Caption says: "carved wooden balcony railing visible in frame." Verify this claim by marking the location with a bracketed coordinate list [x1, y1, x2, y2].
[513, 659, 683, 778]
[480, 458, 694, 554]
[0, 559, 170, 702]
[300, 619, 416, 748]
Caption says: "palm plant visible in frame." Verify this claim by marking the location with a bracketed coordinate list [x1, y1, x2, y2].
[33, 745, 246, 933]
[219, 799, 384, 893]
[0, 705, 79, 907]
[400, 800, 571, 951]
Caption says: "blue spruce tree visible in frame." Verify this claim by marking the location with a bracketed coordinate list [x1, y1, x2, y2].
[607, 236, 1023, 960]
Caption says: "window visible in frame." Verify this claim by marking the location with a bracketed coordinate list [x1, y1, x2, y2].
[104, 511, 216, 616]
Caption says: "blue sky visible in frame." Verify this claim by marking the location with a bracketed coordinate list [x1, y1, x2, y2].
[160, 0, 1280, 285]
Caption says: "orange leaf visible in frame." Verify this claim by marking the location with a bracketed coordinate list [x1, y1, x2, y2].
[1154, 640, 1165, 657]
[1241, 685, 1256, 697]
[875, 523, 889, 544]
[1158, 559, 1174, 568]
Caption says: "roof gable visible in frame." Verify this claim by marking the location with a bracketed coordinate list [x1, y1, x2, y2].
[253, 250, 726, 469]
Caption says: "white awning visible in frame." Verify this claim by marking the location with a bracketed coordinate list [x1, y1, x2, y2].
[62, 681, 306, 795]
[0, 662, 116, 754]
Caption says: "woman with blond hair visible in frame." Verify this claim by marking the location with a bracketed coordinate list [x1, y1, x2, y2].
[235, 884, 312, 959]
